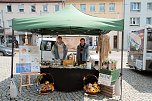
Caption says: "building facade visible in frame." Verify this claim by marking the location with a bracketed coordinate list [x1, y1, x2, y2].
[0, 0, 64, 46]
[65, 0, 123, 50]
[124, 0, 152, 50]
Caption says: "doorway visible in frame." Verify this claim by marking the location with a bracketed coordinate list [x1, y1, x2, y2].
[113, 35, 117, 49]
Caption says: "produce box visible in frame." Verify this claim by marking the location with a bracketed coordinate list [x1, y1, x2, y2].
[100, 84, 115, 98]
[63, 60, 74, 66]
[99, 69, 119, 84]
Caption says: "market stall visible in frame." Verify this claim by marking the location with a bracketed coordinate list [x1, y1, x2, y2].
[11, 4, 124, 99]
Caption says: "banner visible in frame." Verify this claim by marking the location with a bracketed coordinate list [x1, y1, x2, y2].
[17, 46, 40, 73]
[98, 73, 112, 86]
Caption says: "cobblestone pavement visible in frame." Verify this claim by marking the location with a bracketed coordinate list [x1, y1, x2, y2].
[109, 51, 152, 101]
[0, 75, 112, 101]
[0, 51, 152, 101]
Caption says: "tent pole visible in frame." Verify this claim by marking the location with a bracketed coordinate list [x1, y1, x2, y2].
[120, 31, 124, 100]
[99, 34, 102, 69]
[120, 0, 125, 100]
[11, 29, 15, 78]
[41, 33, 43, 63]
[97, 34, 101, 69]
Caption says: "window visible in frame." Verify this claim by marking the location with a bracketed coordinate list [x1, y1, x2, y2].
[90, 4, 95, 12]
[7, 20, 12, 27]
[109, 3, 115, 12]
[18, 4, 24, 12]
[99, 3, 105, 12]
[80, 4, 86, 12]
[31, 5, 36, 12]
[130, 17, 140, 26]
[55, 5, 59, 12]
[6, 4, 12, 12]
[40, 40, 55, 51]
[146, 17, 151, 24]
[147, 2, 152, 10]
[130, 2, 141, 11]
[43, 4, 48, 12]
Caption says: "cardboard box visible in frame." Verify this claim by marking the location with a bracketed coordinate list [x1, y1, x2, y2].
[99, 69, 120, 84]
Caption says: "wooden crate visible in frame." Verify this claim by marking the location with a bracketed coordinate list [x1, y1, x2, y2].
[100, 84, 115, 98]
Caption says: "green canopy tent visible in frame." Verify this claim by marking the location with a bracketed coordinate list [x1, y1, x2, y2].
[11, 5, 124, 100]
[12, 5, 123, 35]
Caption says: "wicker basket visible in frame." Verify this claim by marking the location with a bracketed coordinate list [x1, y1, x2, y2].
[36, 73, 54, 94]
[83, 75, 101, 95]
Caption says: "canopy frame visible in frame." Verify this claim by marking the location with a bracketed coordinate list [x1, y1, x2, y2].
[10, 4, 124, 100]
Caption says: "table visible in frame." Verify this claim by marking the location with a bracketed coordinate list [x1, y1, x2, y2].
[40, 68, 99, 92]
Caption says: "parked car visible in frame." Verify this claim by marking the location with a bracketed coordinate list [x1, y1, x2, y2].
[0, 45, 14, 56]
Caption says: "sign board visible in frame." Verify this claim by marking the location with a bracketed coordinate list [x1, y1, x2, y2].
[135, 59, 143, 69]
[128, 29, 144, 67]
[19, 46, 31, 63]
[98, 73, 112, 86]
[16, 63, 31, 73]
[28, 46, 40, 72]
[62, 37, 82, 51]
[17, 46, 40, 73]
[146, 53, 152, 60]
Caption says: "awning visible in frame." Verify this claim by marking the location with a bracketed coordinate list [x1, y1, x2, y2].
[12, 5, 124, 35]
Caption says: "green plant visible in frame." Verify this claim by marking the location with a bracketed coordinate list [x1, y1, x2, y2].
[111, 60, 117, 64]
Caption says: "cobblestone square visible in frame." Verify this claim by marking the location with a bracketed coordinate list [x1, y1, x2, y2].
[0, 51, 152, 101]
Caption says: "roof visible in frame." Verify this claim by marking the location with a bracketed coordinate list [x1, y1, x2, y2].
[0, 0, 65, 3]
[12, 5, 124, 35]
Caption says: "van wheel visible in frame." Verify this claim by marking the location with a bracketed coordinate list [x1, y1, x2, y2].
[0, 52, 4, 56]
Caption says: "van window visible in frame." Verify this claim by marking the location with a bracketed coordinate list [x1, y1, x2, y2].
[40, 40, 55, 51]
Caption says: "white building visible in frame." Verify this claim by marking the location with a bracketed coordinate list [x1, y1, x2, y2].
[0, 0, 65, 46]
[124, 0, 152, 50]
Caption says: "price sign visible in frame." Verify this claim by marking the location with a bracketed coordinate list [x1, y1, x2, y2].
[98, 73, 112, 86]
[135, 59, 143, 69]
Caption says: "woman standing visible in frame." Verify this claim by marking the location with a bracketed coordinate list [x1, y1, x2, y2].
[51, 36, 68, 60]
[76, 38, 89, 65]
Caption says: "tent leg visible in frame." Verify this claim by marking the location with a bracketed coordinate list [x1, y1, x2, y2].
[120, 31, 124, 100]
[41, 34, 43, 62]
[11, 29, 15, 78]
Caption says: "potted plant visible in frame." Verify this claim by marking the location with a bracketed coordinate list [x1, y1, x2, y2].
[111, 60, 117, 70]
[102, 59, 109, 69]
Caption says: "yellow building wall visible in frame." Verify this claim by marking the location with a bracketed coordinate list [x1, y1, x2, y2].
[65, 0, 123, 19]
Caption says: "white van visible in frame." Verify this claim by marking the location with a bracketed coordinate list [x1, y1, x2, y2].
[36, 37, 56, 61]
